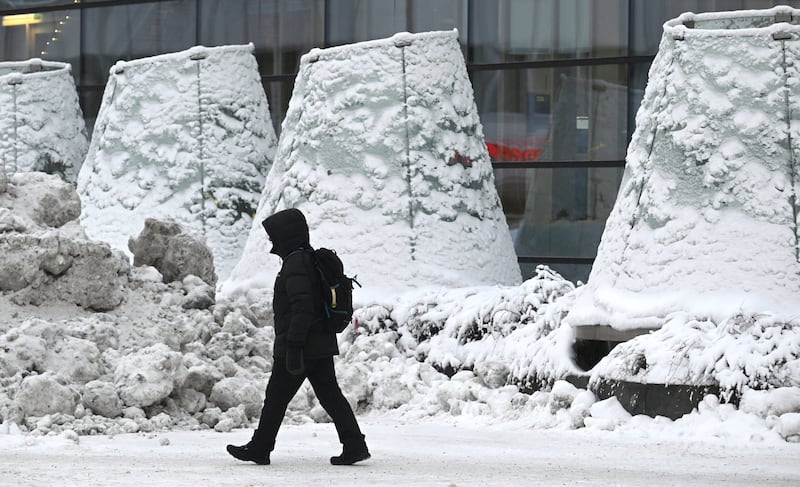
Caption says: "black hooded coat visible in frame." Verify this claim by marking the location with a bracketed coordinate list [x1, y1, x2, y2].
[261, 208, 339, 359]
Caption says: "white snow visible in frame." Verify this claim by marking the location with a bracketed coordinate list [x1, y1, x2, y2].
[77, 44, 277, 279]
[567, 6, 800, 332]
[0, 59, 88, 183]
[224, 30, 521, 302]
[1, 11, 800, 486]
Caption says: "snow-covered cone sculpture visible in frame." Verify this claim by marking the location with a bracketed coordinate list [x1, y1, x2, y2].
[0, 59, 88, 183]
[225, 31, 520, 299]
[567, 6, 800, 339]
[77, 44, 277, 279]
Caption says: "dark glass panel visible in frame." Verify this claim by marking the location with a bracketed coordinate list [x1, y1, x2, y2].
[469, 0, 627, 64]
[0, 1, 74, 9]
[82, 0, 197, 85]
[78, 86, 103, 135]
[262, 78, 295, 136]
[199, 0, 324, 76]
[0, 9, 80, 77]
[495, 166, 623, 259]
[326, 0, 466, 55]
[474, 64, 629, 163]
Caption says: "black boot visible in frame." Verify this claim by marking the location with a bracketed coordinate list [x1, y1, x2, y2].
[330, 443, 371, 465]
[226, 443, 270, 465]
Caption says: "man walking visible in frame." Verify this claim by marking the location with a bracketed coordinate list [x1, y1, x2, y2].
[226, 208, 370, 466]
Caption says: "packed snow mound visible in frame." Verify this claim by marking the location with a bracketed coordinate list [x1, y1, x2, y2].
[225, 30, 521, 301]
[589, 312, 800, 395]
[129, 218, 217, 287]
[567, 6, 800, 332]
[77, 44, 277, 280]
[0, 59, 88, 183]
[0, 172, 129, 311]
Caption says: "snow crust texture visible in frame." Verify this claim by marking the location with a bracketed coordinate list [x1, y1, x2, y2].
[226, 30, 521, 300]
[77, 45, 277, 280]
[0, 173, 129, 311]
[0, 59, 88, 183]
[568, 6, 800, 331]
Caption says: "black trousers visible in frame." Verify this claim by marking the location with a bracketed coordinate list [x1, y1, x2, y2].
[251, 356, 365, 451]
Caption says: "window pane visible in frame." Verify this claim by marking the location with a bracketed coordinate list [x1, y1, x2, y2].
[474, 64, 629, 163]
[82, 1, 197, 85]
[327, 0, 466, 52]
[0, 1, 74, 8]
[469, 0, 627, 64]
[262, 79, 295, 136]
[496, 166, 624, 258]
[0, 10, 80, 78]
[327, 0, 407, 45]
[408, 0, 466, 36]
[200, 0, 324, 77]
[630, 0, 800, 55]
[78, 86, 103, 135]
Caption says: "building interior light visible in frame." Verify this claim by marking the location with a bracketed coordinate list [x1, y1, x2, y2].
[2, 13, 43, 27]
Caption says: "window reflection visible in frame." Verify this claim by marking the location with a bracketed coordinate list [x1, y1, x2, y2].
[469, 0, 627, 64]
[262, 79, 295, 135]
[495, 166, 624, 258]
[82, 1, 196, 85]
[0, 10, 80, 78]
[327, 0, 464, 46]
[200, 0, 324, 77]
[473, 64, 631, 163]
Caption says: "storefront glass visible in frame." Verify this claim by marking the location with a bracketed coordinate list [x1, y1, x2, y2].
[82, 1, 197, 86]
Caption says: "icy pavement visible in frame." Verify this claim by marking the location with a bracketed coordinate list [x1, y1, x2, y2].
[0, 413, 797, 487]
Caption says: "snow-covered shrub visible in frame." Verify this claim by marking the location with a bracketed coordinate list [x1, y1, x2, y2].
[225, 30, 520, 301]
[78, 44, 276, 280]
[352, 265, 578, 390]
[0, 59, 88, 183]
[567, 5, 800, 334]
[589, 313, 800, 401]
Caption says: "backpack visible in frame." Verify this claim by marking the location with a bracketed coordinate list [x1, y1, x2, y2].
[311, 248, 360, 333]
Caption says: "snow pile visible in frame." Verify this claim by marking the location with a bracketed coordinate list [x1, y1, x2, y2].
[129, 218, 217, 287]
[567, 5, 800, 332]
[0, 172, 129, 311]
[225, 30, 520, 301]
[77, 44, 277, 279]
[0, 59, 88, 183]
[590, 312, 800, 400]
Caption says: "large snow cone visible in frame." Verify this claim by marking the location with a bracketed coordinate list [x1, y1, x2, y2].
[225, 30, 521, 300]
[0, 59, 88, 183]
[567, 6, 800, 335]
[77, 44, 277, 279]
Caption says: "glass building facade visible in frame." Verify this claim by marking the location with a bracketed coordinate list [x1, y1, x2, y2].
[2, 0, 797, 283]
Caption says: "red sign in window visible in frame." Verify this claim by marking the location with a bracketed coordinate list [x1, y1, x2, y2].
[486, 142, 542, 162]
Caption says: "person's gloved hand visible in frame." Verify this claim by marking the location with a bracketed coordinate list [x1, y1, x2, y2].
[286, 346, 305, 376]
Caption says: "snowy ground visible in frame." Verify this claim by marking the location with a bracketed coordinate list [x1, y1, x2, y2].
[0, 412, 797, 487]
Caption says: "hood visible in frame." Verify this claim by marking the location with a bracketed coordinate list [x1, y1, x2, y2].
[261, 208, 310, 258]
